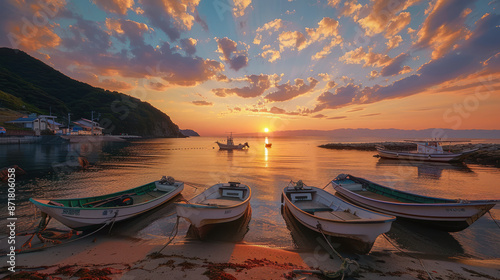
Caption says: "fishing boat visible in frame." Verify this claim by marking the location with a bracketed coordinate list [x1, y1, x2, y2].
[30, 176, 184, 231]
[376, 140, 478, 162]
[175, 182, 251, 238]
[216, 133, 249, 150]
[331, 174, 497, 232]
[265, 143, 272, 148]
[282, 180, 395, 253]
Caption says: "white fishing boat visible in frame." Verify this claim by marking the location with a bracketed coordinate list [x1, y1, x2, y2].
[175, 182, 251, 238]
[30, 176, 184, 231]
[281, 180, 395, 253]
[332, 174, 497, 232]
[216, 133, 249, 150]
[376, 140, 478, 162]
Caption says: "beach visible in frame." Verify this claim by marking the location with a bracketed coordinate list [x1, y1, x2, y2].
[2, 232, 500, 280]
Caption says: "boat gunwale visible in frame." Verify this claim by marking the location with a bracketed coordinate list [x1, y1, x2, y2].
[332, 175, 498, 207]
[29, 181, 184, 210]
[282, 186, 396, 225]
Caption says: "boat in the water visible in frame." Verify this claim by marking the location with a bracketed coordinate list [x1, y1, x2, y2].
[175, 182, 251, 239]
[376, 140, 478, 162]
[216, 133, 249, 150]
[282, 180, 395, 253]
[332, 174, 497, 232]
[265, 143, 272, 148]
[30, 176, 184, 231]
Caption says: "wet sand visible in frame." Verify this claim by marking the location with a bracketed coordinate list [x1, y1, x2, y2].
[1, 230, 499, 280]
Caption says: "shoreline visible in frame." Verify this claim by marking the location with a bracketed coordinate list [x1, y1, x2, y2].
[1, 235, 499, 280]
[319, 142, 500, 167]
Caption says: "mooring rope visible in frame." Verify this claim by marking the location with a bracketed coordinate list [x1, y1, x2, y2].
[156, 216, 181, 253]
[382, 233, 435, 280]
[15, 213, 118, 254]
[293, 222, 360, 280]
[488, 210, 500, 230]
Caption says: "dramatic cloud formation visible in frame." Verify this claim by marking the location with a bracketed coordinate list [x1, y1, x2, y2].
[140, 0, 201, 41]
[0, 0, 497, 134]
[264, 77, 319, 102]
[92, 0, 135, 15]
[413, 0, 475, 60]
[216, 37, 249, 71]
[212, 74, 276, 98]
[357, 0, 419, 37]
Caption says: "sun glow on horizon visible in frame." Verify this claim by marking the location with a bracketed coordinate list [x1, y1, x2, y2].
[264, 128, 269, 133]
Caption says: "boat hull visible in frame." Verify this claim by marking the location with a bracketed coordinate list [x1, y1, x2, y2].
[332, 175, 496, 232]
[175, 183, 252, 238]
[282, 186, 394, 253]
[30, 182, 184, 231]
[216, 142, 248, 150]
[376, 148, 477, 163]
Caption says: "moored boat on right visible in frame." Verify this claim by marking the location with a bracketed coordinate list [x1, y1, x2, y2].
[376, 140, 478, 162]
[331, 174, 498, 232]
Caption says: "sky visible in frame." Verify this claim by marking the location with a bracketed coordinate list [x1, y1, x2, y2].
[0, 0, 499, 136]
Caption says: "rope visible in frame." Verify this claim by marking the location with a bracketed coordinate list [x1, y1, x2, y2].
[322, 181, 332, 190]
[488, 210, 500, 229]
[382, 233, 435, 280]
[15, 213, 119, 254]
[294, 223, 359, 280]
[107, 212, 118, 234]
[156, 216, 180, 253]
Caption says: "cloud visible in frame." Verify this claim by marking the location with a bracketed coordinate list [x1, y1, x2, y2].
[216, 37, 249, 71]
[0, 0, 65, 51]
[140, 0, 201, 41]
[340, 46, 392, 67]
[212, 74, 274, 98]
[327, 0, 341, 7]
[327, 116, 347, 120]
[180, 37, 197, 55]
[385, 12, 411, 38]
[379, 53, 412, 77]
[357, 0, 418, 37]
[306, 17, 339, 42]
[361, 113, 381, 117]
[312, 36, 342, 60]
[98, 78, 134, 91]
[232, 0, 252, 17]
[339, 0, 362, 18]
[313, 14, 500, 111]
[264, 77, 319, 102]
[414, 0, 475, 60]
[386, 35, 403, 50]
[312, 114, 326, 118]
[260, 49, 281, 62]
[278, 31, 307, 51]
[192, 100, 213, 106]
[92, 0, 135, 15]
[316, 83, 364, 110]
[148, 81, 168, 91]
[254, 18, 283, 45]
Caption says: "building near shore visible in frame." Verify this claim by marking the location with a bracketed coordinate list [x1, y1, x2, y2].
[72, 118, 103, 135]
[6, 114, 61, 135]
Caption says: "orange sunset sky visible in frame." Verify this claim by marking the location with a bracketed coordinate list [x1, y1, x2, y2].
[0, 0, 499, 136]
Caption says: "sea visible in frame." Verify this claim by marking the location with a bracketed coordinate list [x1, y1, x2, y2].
[0, 136, 499, 259]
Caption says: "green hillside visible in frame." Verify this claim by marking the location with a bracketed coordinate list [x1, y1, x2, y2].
[0, 48, 182, 137]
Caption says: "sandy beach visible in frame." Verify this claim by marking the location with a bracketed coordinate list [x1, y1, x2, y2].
[2, 228, 499, 280]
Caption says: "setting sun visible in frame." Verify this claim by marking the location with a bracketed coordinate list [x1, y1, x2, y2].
[264, 128, 269, 133]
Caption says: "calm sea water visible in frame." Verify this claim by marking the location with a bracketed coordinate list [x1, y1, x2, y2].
[1, 136, 499, 259]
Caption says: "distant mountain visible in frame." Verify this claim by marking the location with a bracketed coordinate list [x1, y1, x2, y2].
[253, 128, 500, 139]
[0, 48, 183, 137]
[180, 129, 200, 137]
